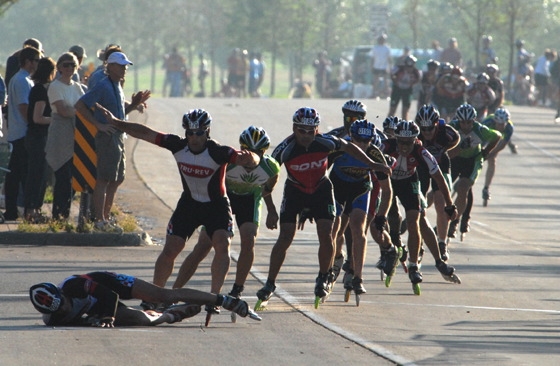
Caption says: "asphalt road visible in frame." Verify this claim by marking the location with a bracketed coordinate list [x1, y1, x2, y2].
[1, 98, 559, 366]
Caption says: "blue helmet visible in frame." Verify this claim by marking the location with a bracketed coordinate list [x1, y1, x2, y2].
[342, 99, 367, 117]
[456, 103, 477, 121]
[383, 116, 400, 131]
[29, 283, 64, 314]
[350, 119, 375, 140]
[415, 104, 440, 127]
[494, 107, 510, 123]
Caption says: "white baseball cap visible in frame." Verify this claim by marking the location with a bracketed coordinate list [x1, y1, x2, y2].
[107, 52, 133, 66]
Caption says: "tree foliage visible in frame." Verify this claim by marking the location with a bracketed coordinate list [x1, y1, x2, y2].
[1, 0, 558, 96]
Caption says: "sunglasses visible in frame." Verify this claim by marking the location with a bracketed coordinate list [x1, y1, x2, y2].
[296, 127, 316, 135]
[62, 62, 77, 68]
[186, 129, 207, 136]
[460, 120, 474, 124]
[421, 126, 435, 132]
[344, 115, 360, 123]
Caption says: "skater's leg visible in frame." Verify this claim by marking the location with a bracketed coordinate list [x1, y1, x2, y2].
[234, 222, 258, 287]
[266, 223, 297, 283]
[173, 230, 213, 289]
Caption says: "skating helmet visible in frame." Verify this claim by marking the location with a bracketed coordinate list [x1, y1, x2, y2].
[455, 103, 477, 121]
[427, 59, 440, 70]
[451, 66, 463, 77]
[342, 99, 367, 118]
[515, 39, 524, 48]
[293, 107, 320, 126]
[29, 283, 64, 314]
[394, 120, 420, 138]
[485, 64, 499, 75]
[476, 73, 490, 84]
[182, 108, 212, 130]
[349, 119, 375, 141]
[383, 116, 400, 131]
[415, 104, 440, 127]
[439, 62, 453, 75]
[239, 125, 271, 152]
[404, 55, 417, 67]
[494, 107, 510, 123]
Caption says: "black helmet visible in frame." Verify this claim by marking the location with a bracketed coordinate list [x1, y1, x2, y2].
[182, 109, 212, 130]
[239, 125, 270, 152]
[455, 103, 477, 121]
[394, 120, 420, 138]
[415, 105, 440, 127]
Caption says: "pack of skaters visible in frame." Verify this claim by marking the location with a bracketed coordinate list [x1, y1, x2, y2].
[254, 107, 391, 309]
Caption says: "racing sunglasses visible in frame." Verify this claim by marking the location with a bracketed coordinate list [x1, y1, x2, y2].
[420, 126, 435, 132]
[186, 129, 208, 136]
[296, 127, 316, 135]
[344, 115, 360, 123]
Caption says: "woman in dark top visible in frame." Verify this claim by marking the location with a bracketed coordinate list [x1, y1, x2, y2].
[23, 57, 56, 223]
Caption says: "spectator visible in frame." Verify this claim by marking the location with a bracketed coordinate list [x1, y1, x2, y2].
[479, 35, 497, 72]
[45, 53, 85, 221]
[195, 52, 209, 97]
[3, 46, 42, 221]
[431, 40, 443, 61]
[0, 74, 6, 136]
[387, 55, 421, 120]
[23, 57, 56, 223]
[68, 45, 88, 84]
[75, 52, 151, 232]
[248, 52, 265, 98]
[163, 47, 187, 97]
[534, 48, 554, 106]
[369, 34, 392, 98]
[88, 44, 121, 90]
[4, 38, 43, 89]
[313, 50, 331, 98]
[440, 37, 463, 67]
[227, 48, 242, 96]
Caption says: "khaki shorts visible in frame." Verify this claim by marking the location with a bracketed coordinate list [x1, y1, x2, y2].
[95, 131, 125, 181]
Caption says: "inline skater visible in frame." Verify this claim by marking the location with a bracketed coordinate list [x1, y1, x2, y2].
[415, 105, 460, 260]
[170, 126, 280, 324]
[255, 107, 391, 309]
[433, 65, 469, 121]
[417, 59, 440, 109]
[381, 120, 459, 294]
[95, 105, 261, 311]
[480, 107, 514, 206]
[29, 271, 260, 327]
[448, 104, 502, 239]
[485, 64, 504, 114]
[387, 55, 421, 120]
[466, 73, 496, 121]
[329, 120, 398, 304]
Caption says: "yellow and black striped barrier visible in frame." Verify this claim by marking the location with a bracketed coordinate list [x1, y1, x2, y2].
[72, 112, 97, 193]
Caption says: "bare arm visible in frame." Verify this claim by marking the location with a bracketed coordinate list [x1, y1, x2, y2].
[52, 100, 75, 119]
[376, 178, 393, 218]
[339, 139, 391, 175]
[75, 100, 117, 134]
[32, 101, 52, 125]
[95, 102, 159, 144]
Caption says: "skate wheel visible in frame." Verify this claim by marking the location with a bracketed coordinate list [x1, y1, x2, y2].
[412, 283, 421, 296]
[461, 232, 466, 242]
[355, 294, 360, 307]
[384, 275, 393, 288]
[344, 289, 351, 302]
[230, 312, 237, 323]
[452, 274, 462, 284]
[314, 296, 321, 309]
[254, 299, 268, 311]
[205, 312, 212, 327]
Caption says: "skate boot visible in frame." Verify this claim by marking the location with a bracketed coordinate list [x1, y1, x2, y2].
[222, 295, 262, 321]
[408, 264, 423, 295]
[228, 283, 244, 323]
[435, 260, 462, 284]
[376, 250, 387, 281]
[399, 245, 409, 273]
[331, 254, 344, 283]
[140, 301, 168, 312]
[508, 141, 518, 154]
[204, 304, 221, 327]
[314, 272, 330, 308]
[343, 269, 354, 303]
[448, 219, 459, 239]
[482, 187, 490, 207]
[418, 246, 425, 264]
[163, 303, 202, 323]
[439, 241, 449, 262]
[351, 277, 366, 306]
[254, 280, 276, 311]
[383, 246, 400, 287]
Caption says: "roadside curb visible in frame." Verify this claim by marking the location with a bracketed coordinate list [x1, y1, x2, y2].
[0, 231, 155, 247]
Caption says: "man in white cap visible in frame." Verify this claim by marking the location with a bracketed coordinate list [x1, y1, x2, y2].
[75, 51, 151, 232]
